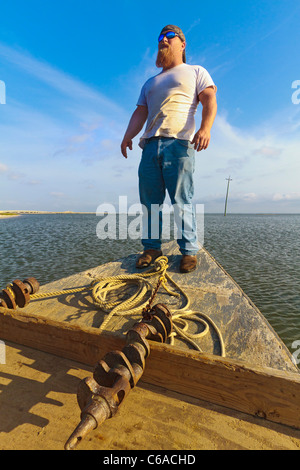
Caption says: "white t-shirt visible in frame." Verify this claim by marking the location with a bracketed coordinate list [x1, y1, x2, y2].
[137, 63, 216, 148]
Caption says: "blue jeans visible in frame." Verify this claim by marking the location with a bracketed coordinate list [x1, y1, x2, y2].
[138, 137, 199, 255]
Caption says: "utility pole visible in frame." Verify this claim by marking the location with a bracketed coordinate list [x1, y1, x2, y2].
[224, 176, 232, 216]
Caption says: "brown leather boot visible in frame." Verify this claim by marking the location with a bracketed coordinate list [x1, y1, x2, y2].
[180, 255, 197, 273]
[136, 249, 162, 268]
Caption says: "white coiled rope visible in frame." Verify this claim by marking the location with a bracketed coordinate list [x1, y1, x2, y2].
[90, 256, 225, 356]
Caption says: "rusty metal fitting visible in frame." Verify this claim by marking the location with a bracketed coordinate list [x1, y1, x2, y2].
[0, 277, 39, 309]
[64, 303, 172, 450]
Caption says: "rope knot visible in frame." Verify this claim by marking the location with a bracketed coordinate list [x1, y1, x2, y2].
[153, 256, 169, 271]
[158, 274, 167, 286]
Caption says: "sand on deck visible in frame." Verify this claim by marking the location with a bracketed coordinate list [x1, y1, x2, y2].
[0, 341, 300, 451]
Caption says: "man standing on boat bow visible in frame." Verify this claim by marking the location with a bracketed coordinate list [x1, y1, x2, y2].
[121, 25, 217, 273]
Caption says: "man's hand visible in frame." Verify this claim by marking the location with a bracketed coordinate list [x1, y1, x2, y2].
[120, 105, 148, 159]
[191, 128, 211, 151]
[121, 137, 133, 158]
[192, 86, 217, 152]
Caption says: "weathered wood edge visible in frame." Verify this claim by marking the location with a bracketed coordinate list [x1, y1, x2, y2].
[1, 306, 300, 430]
[200, 246, 295, 357]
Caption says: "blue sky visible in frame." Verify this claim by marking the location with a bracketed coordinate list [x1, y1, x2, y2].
[0, 0, 300, 213]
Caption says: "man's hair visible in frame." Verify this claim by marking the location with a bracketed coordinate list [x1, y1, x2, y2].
[159, 25, 186, 63]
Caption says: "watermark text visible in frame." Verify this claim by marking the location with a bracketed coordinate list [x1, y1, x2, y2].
[0, 340, 6, 364]
[291, 80, 300, 105]
[0, 80, 6, 104]
[96, 196, 204, 245]
[292, 340, 300, 365]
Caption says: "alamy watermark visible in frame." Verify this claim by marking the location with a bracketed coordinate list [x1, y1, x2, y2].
[96, 196, 204, 246]
[291, 80, 300, 105]
[292, 340, 300, 365]
[0, 80, 6, 104]
[0, 340, 6, 364]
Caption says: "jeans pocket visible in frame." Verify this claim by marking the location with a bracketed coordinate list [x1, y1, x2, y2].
[176, 139, 190, 148]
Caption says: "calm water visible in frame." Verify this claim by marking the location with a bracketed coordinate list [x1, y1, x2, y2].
[0, 213, 299, 353]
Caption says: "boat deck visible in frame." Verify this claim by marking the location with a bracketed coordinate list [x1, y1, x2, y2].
[1, 241, 300, 450]
[21, 241, 297, 372]
[1, 341, 300, 451]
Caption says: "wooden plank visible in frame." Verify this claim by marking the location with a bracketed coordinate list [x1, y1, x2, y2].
[3, 342, 300, 450]
[143, 344, 300, 429]
[1, 306, 300, 430]
[18, 240, 298, 372]
[0, 306, 124, 366]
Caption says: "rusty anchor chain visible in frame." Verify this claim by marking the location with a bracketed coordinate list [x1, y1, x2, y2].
[141, 273, 166, 320]
[1, 260, 225, 450]
[0, 277, 40, 309]
[64, 303, 173, 450]
[0, 257, 170, 315]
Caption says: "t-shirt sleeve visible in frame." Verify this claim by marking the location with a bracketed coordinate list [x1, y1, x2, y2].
[136, 83, 147, 106]
[196, 66, 217, 95]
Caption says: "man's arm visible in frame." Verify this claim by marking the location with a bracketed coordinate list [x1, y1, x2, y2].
[121, 105, 148, 158]
[191, 86, 217, 152]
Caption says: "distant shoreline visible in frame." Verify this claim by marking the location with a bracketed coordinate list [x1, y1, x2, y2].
[1, 211, 299, 217]
[0, 213, 21, 219]
[0, 211, 95, 216]
[0, 211, 94, 219]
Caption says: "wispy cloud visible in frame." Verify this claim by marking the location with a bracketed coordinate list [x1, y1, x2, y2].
[50, 191, 66, 198]
[0, 163, 8, 173]
[194, 109, 300, 212]
[273, 192, 300, 202]
[0, 42, 138, 210]
[185, 18, 202, 36]
[1, 40, 299, 213]
[252, 146, 282, 159]
[0, 43, 125, 116]
[0, 42, 129, 155]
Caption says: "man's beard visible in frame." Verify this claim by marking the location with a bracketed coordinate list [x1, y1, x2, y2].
[156, 45, 175, 69]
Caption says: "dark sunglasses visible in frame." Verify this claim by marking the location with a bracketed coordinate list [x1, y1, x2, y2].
[158, 31, 179, 42]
